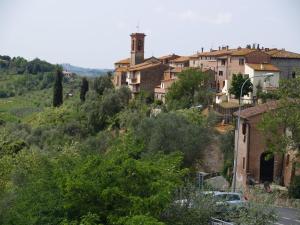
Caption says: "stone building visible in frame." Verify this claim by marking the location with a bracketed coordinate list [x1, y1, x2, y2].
[190, 46, 300, 98]
[264, 48, 300, 79]
[234, 101, 300, 189]
[113, 33, 169, 95]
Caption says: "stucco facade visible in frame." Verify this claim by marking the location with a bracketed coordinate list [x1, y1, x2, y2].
[234, 102, 299, 189]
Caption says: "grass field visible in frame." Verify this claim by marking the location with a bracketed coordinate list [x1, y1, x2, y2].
[0, 79, 81, 123]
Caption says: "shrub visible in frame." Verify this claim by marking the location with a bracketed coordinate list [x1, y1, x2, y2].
[288, 175, 300, 199]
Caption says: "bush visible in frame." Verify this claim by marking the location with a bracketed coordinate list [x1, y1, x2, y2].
[288, 176, 300, 199]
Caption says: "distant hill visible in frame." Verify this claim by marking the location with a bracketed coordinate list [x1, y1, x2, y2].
[61, 63, 112, 77]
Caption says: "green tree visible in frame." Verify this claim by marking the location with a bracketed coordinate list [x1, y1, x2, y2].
[229, 74, 253, 102]
[259, 76, 300, 154]
[1, 134, 185, 225]
[134, 111, 211, 166]
[80, 77, 89, 102]
[166, 69, 213, 110]
[93, 75, 113, 95]
[53, 67, 63, 107]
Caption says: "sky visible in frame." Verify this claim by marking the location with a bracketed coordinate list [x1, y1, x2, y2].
[0, 0, 300, 69]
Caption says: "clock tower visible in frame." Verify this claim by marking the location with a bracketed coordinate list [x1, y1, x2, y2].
[130, 33, 145, 66]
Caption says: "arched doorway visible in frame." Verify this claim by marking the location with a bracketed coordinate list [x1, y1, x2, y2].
[260, 152, 274, 182]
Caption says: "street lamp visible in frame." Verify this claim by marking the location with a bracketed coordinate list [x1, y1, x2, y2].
[232, 73, 274, 192]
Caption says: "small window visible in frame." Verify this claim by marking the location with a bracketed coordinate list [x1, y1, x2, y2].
[292, 72, 296, 79]
[239, 58, 245, 65]
[137, 40, 143, 51]
[242, 123, 247, 135]
[219, 71, 223, 76]
[243, 157, 245, 169]
[132, 40, 135, 51]
[286, 154, 290, 166]
[221, 59, 226, 65]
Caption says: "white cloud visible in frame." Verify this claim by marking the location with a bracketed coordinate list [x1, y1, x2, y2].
[176, 9, 232, 25]
[214, 12, 232, 24]
[154, 6, 164, 13]
[179, 9, 198, 21]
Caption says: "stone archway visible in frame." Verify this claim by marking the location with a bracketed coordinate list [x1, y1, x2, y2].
[260, 152, 274, 182]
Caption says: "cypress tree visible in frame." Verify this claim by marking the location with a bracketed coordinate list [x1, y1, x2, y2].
[80, 77, 89, 102]
[53, 67, 63, 107]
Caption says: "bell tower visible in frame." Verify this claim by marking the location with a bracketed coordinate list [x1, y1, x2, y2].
[130, 33, 145, 66]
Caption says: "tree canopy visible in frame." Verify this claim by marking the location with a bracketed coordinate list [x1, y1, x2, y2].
[229, 74, 253, 101]
[166, 69, 213, 110]
[259, 76, 300, 153]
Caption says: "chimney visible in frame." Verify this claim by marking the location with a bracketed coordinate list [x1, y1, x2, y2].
[226, 45, 229, 50]
[219, 46, 221, 50]
[201, 47, 204, 53]
[257, 44, 260, 50]
[252, 43, 256, 49]
[237, 46, 242, 50]
[246, 44, 251, 49]
[210, 48, 213, 52]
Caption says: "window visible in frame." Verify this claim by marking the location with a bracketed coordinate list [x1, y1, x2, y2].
[221, 59, 226, 65]
[137, 40, 143, 51]
[286, 154, 290, 166]
[243, 157, 245, 169]
[239, 58, 245, 65]
[131, 40, 135, 51]
[242, 123, 247, 135]
[219, 71, 223, 76]
[292, 72, 296, 79]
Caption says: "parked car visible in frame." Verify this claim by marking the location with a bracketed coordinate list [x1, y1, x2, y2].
[174, 191, 247, 211]
[205, 191, 247, 214]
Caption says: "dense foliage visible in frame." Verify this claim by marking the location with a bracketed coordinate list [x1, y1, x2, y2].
[166, 69, 213, 110]
[0, 54, 279, 224]
[259, 76, 300, 153]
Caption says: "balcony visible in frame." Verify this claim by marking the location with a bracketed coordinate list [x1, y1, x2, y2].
[131, 84, 140, 93]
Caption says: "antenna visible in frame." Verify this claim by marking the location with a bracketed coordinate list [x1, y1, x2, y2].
[136, 21, 140, 33]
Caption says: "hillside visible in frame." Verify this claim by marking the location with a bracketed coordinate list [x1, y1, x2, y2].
[61, 63, 112, 77]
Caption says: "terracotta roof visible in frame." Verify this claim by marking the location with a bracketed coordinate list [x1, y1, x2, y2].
[265, 49, 300, 59]
[197, 49, 235, 57]
[115, 67, 128, 72]
[230, 48, 256, 56]
[233, 101, 278, 119]
[159, 54, 180, 60]
[189, 53, 199, 58]
[129, 58, 162, 71]
[246, 63, 280, 72]
[171, 56, 190, 63]
[115, 58, 130, 64]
